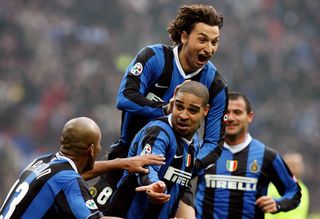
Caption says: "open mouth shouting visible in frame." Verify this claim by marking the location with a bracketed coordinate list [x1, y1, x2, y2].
[197, 54, 210, 65]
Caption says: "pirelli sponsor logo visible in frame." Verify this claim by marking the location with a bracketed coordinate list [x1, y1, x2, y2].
[163, 166, 191, 186]
[205, 174, 257, 191]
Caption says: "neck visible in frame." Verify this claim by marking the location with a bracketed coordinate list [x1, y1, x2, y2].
[178, 46, 192, 73]
[226, 133, 247, 146]
[60, 151, 87, 174]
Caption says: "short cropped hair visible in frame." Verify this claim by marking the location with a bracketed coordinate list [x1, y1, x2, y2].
[176, 81, 209, 107]
[228, 91, 252, 113]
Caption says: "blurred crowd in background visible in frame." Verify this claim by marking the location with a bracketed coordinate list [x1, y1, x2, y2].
[0, 0, 319, 216]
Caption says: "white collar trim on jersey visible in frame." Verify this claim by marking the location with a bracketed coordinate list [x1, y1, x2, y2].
[56, 152, 79, 174]
[224, 133, 252, 154]
[173, 45, 203, 79]
[168, 114, 193, 146]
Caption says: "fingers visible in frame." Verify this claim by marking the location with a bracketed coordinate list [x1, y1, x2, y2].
[126, 154, 165, 173]
[147, 191, 170, 204]
[154, 181, 166, 192]
[146, 185, 170, 204]
[140, 167, 149, 174]
[141, 154, 166, 164]
[135, 185, 150, 192]
[166, 98, 174, 114]
[146, 154, 166, 160]
[136, 182, 170, 204]
[256, 196, 277, 213]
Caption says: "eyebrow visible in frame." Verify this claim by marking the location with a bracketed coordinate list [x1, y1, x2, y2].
[198, 32, 219, 40]
[176, 100, 201, 110]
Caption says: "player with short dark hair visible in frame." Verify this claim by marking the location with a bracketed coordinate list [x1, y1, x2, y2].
[104, 81, 210, 219]
[194, 91, 301, 219]
[91, 4, 228, 211]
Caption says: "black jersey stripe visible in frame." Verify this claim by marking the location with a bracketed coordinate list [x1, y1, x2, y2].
[227, 146, 250, 219]
[147, 45, 174, 99]
[202, 163, 217, 219]
[208, 71, 227, 100]
[206, 71, 228, 143]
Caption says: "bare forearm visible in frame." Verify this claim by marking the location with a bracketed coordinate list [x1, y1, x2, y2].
[82, 159, 126, 180]
[82, 154, 165, 180]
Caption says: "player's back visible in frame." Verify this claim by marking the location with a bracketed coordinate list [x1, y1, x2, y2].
[0, 153, 80, 218]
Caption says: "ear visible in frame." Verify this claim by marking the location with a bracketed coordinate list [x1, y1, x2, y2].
[247, 111, 254, 123]
[181, 31, 188, 44]
[203, 104, 210, 117]
[88, 144, 95, 157]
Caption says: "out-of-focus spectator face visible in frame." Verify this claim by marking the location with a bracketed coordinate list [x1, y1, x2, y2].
[180, 22, 220, 72]
[283, 153, 304, 179]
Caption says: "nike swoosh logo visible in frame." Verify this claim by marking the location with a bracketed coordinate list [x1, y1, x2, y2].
[205, 163, 216, 170]
[155, 83, 169, 89]
[174, 155, 184, 159]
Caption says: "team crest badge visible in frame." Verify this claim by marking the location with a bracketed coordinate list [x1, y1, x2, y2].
[186, 154, 192, 167]
[86, 199, 98, 210]
[141, 143, 152, 155]
[130, 62, 143, 76]
[223, 114, 228, 124]
[250, 160, 260, 173]
[226, 160, 238, 172]
[89, 187, 97, 197]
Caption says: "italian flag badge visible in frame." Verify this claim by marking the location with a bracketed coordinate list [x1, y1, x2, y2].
[226, 160, 238, 172]
[186, 154, 192, 167]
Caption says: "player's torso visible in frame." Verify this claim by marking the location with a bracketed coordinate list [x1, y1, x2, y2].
[196, 140, 267, 219]
[121, 44, 216, 143]
[128, 119, 198, 218]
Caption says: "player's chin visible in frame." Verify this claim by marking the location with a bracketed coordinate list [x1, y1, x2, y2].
[225, 129, 238, 136]
[176, 127, 190, 136]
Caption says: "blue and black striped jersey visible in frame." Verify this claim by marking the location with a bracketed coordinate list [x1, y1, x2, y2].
[195, 136, 301, 219]
[0, 153, 102, 219]
[105, 116, 200, 219]
[116, 44, 228, 168]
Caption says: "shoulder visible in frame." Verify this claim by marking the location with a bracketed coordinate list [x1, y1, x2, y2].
[135, 44, 170, 68]
[144, 117, 174, 136]
[205, 60, 218, 72]
[251, 139, 279, 162]
[50, 158, 81, 182]
[147, 43, 171, 51]
[264, 144, 279, 159]
[203, 61, 228, 90]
